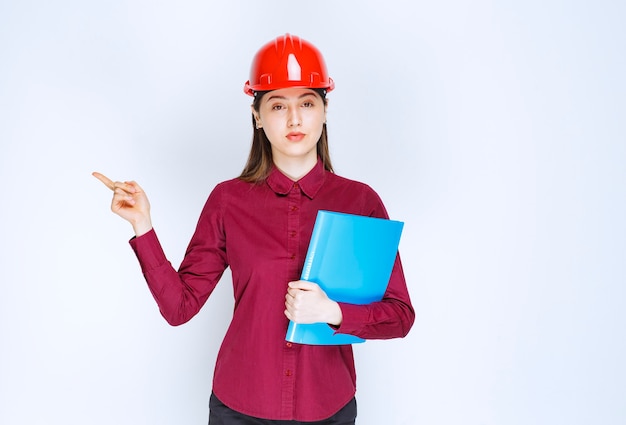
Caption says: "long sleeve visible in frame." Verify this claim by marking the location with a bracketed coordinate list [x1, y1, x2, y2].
[335, 253, 414, 339]
[129, 186, 228, 326]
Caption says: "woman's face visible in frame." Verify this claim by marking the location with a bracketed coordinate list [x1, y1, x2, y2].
[254, 87, 327, 170]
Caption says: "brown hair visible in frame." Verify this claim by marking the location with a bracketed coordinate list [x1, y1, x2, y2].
[238, 89, 334, 183]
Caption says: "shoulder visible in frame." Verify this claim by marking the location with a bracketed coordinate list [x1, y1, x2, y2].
[213, 177, 254, 193]
[327, 172, 382, 198]
[201, 177, 259, 212]
[326, 171, 376, 192]
[324, 172, 388, 218]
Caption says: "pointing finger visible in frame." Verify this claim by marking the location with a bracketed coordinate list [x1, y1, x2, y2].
[92, 172, 115, 191]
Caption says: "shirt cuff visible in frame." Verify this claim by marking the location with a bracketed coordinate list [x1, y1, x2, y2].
[128, 228, 168, 273]
[334, 302, 369, 336]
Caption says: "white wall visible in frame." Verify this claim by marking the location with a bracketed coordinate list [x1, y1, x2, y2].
[1, 1, 624, 424]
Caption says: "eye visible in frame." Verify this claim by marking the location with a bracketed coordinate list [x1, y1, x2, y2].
[271, 104, 284, 111]
[302, 101, 314, 108]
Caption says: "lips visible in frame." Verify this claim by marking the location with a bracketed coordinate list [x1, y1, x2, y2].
[286, 132, 305, 142]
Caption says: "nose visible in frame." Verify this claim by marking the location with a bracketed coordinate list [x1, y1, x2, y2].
[288, 108, 302, 127]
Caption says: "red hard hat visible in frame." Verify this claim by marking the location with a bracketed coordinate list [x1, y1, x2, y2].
[244, 33, 335, 96]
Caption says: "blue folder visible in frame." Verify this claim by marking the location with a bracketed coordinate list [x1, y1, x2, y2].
[285, 210, 404, 345]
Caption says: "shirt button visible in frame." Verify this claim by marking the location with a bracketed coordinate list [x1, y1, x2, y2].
[290, 254, 296, 260]
[290, 205, 298, 211]
[286, 342, 293, 348]
[289, 231, 296, 237]
[293, 183, 299, 189]
[285, 369, 293, 376]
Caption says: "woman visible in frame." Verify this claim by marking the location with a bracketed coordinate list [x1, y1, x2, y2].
[94, 33, 414, 424]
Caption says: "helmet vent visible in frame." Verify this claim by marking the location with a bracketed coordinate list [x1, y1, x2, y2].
[287, 54, 301, 81]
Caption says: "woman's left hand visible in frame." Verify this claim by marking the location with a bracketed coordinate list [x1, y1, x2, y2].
[284, 281, 343, 326]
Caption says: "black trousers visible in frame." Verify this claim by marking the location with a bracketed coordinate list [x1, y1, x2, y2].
[208, 393, 357, 425]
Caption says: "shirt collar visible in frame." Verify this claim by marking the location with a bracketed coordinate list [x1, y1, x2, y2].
[266, 158, 326, 199]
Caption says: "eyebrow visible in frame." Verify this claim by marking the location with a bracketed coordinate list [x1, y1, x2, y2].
[265, 92, 318, 102]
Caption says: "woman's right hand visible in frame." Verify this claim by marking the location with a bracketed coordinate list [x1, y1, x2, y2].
[92, 172, 153, 236]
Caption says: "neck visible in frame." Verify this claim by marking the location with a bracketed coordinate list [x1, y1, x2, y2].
[273, 155, 317, 181]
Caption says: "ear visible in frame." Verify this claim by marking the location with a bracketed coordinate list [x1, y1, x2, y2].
[250, 105, 262, 129]
[324, 98, 329, 123]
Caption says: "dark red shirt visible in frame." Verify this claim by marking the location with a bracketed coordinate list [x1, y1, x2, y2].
[129, 160, 414, 421]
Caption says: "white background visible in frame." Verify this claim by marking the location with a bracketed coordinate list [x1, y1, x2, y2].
[1, 1, 624, 424]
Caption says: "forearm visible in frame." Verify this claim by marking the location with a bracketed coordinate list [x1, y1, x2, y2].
[334, 254, 414, 339]
[335, 297, 415, 339]
[129, 229, 224, 326]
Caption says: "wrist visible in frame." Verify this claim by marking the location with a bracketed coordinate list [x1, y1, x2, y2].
[326, 301, 343, 326]
[132, 217, 153, 237]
